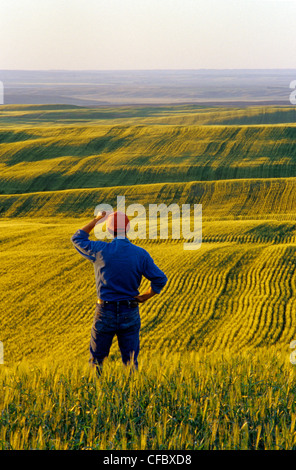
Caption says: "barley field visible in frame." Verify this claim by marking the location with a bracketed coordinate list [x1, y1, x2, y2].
[1, 104, 296, 450]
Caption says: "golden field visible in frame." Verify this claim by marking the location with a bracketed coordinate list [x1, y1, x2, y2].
[1, 104, 296, 449]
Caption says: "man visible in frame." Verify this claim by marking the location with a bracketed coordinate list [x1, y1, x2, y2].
[71, 210, 167, 376]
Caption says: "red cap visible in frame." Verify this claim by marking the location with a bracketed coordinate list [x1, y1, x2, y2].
[106, 211, 130, 235]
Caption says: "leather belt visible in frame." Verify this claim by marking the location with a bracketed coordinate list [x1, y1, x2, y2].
[97, 299, 139, 308]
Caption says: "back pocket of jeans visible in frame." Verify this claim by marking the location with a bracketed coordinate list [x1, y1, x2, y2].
[122, 310, 140, 329]
[94, 310, 115, 331]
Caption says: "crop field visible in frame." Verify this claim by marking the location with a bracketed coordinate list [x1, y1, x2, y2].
[0, 104, 296, 194]
[2, 350, 296, 450]
[1, 104, 296, 450]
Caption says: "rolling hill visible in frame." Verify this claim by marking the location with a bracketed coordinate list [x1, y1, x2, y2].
[0, 105, 296, 194]
[1, 103, 296, 364]
[2, 103, 296, 450]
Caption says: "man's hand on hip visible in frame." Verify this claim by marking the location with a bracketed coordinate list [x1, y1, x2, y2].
[134, 287, 157, 303]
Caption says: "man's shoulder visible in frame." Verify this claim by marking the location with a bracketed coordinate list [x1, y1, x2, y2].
[103, 238, 151, 259]
[128, 241, 150, 257]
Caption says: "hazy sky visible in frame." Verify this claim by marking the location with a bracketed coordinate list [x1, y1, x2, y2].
[1, 0, 295, 70]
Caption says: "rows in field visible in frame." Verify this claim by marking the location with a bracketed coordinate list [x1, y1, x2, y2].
[0, 123, 296, 193]
[2, 220, 296, 363]
[143, 106, 296, 126]
[199, 245, 296, 352]
[1, 104, 296, 127]
[2, 178, 296, 222]
[138, 243, 296, 354]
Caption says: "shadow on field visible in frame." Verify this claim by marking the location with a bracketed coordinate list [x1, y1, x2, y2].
[246, 223, 296, 242]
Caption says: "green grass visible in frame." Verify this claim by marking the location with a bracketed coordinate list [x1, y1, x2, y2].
[1, 350, 296, 450]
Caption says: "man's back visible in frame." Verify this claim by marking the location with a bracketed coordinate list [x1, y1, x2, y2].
[71, 229, 167, 301]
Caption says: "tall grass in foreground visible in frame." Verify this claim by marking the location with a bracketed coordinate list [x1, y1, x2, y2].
[1, 349, 296, 450]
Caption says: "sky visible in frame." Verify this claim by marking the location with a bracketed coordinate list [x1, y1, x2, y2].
[0, 0, 296, 70]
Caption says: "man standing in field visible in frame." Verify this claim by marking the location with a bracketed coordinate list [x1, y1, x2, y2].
[71, 210, 167, 376]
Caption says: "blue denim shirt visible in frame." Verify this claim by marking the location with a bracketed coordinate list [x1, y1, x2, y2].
[71, 230, 168, 301]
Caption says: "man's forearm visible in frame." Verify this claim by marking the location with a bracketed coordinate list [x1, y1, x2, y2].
[80, 218, 98, 234]
[134, 287, 157, 303]
[80, 212, 106, 234]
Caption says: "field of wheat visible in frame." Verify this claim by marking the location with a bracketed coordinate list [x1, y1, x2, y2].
[1, 349, 296, 450]
[1, 104, 296, 450]
[0, 105, 296, 194]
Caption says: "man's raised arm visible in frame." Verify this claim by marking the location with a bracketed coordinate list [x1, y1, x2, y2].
[71, 211, 107, 261]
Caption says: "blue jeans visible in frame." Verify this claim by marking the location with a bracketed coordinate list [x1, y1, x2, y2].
[89, 301, 141, 374]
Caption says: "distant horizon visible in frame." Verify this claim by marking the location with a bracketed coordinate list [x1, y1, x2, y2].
[1, 68, 296, 71]
[1, 68, 295, 106]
